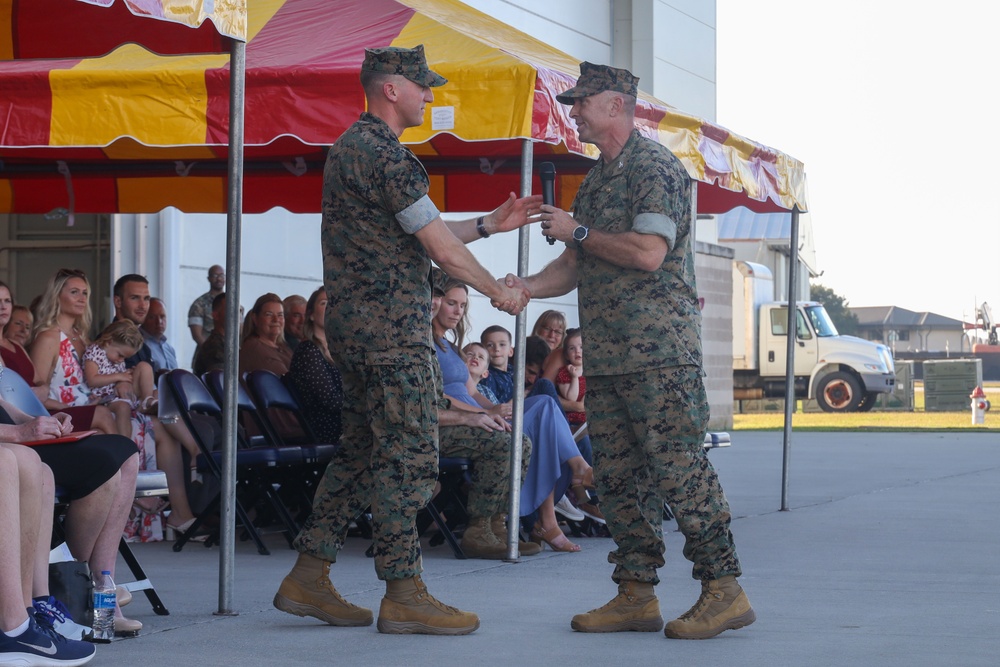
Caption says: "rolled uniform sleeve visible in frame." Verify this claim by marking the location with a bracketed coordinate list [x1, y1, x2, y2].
[633, 211, 676, 248]
[396, 194, 440, 235]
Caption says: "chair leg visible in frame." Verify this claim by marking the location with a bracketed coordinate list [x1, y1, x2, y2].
[117, 538, 169, 615]
[423, 501, 466, 560]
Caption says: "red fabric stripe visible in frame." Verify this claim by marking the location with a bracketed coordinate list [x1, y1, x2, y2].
[204, 0, 414, 146]
[0, 59, 74, 146]
[8, 0, 228, 59]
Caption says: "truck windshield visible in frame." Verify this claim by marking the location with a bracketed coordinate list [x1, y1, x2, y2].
[806, 306, 839, 337]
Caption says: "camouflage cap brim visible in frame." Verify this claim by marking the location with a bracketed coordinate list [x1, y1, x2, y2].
[556, 61, 639, 104]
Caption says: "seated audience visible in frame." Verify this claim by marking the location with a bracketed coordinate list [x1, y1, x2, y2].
[0, 398, 142, 636]
[25, 271, 118, 435]
[286, 287, 343, 444]
[141, 297, 178, 374]
[3, 304, 33, 348]
[83, 320, 147, 439]
[428, 280, 536, 559]
[239, 293, 293, 376]
[0, 445, 96, 661]
[282, 294, 307, 352]
[433, 278, 592, 552]
[479, 325, 516, 404]
[532, 309, 569, 381]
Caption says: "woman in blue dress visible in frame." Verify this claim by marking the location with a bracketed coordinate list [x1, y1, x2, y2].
[433, 279, 592, 552]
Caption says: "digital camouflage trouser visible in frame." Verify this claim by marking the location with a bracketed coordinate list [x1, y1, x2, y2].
[439, 424, 531, 520]
[294, 347, 438, 581]
[588, 365, 742, 585]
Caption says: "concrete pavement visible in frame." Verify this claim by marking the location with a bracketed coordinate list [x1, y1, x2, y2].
[91, 432, 1000, 667]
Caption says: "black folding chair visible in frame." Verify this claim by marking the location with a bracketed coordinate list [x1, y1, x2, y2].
[160, 369, 300, 554]
[0, 367, 169, 614]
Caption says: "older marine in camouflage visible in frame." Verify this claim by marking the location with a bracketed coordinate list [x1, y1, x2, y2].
[572, 125, 742, 584]
[517, 61, 755, 639]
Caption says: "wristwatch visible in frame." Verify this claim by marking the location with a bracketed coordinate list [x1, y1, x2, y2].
[572, 225, 589, 247]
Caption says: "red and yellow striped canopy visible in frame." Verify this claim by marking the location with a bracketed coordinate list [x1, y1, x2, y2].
[0, 0, 806, 214]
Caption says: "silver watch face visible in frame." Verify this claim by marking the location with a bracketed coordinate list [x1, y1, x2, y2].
[573, 225, 588, 243]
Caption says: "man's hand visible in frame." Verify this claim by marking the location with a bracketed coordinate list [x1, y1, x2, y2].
[487, 193, 544, 235]
[464, 411, 511, 433]
[490, 280, 530, 315]
[531, 204, 576, 244]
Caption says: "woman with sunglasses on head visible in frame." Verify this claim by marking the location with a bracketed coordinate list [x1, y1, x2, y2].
[18, 270, 116, 436]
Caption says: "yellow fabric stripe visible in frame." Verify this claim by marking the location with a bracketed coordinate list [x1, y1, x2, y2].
[0, 0, 13, 60]
[0, 179, 11, 212]
[246, 0, 284, 42]
[391, 11, 537, 144]
[49, 45, 227, 146]
[118, 175, 223, 213]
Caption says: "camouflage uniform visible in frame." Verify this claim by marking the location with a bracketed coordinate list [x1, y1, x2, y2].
[434, 356, 532, 520]
[572, 129, 742, 585]
[293, 109, 442, 581]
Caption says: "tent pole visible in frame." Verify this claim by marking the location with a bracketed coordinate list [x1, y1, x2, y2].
[505, 139, 532, 560]
[780, 206, 800, 511]
[218, 38, 246, 615]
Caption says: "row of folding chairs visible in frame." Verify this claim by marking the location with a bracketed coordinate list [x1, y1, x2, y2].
[159, 368, 337, 555]
[163, 368, 474, 560]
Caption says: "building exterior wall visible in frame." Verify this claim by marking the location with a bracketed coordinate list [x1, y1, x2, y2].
[696, 240, 736, 429]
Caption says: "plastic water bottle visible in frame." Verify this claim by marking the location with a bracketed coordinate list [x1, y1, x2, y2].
[92, 570, 116, 642]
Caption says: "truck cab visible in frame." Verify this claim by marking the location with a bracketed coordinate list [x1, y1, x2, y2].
[733, 261, 895, 412]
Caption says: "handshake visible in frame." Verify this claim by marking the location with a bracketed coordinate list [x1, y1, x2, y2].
[490, 273, 531, 315]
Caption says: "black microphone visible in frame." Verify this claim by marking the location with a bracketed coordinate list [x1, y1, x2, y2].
[539, 162, 556, 245]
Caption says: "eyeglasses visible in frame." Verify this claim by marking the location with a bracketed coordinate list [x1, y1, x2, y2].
[540, 326, 564, 337]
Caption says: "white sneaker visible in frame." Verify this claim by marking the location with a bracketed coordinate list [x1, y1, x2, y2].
[32, 596, 91, 641]
[554, 495, 585, 522]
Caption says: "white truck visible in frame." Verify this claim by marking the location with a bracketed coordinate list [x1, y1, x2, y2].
[732, 261, 895, 412]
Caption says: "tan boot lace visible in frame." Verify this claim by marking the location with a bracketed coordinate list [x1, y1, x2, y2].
[677, 584, 723, 621]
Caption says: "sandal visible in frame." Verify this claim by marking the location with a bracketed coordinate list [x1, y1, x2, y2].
[139, 396, 159, 416]
[530, 524, 581, 553]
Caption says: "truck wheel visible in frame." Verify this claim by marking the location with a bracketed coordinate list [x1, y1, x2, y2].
[817, 372, 863, 412]
[857, 392, 879, 412]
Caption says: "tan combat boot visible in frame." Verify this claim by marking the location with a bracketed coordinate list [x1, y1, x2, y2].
[490, 514, 542, 557]
[571, 581, 663, 633]
[377, 576, 480, 635]
[460, 516, 508, 559]
[273, 553, 373, 626]
[664, 575, 756, 639]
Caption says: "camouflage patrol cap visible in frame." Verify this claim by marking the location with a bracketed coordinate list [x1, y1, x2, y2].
[556, 61, 639, 104]
[361, 44, 447, 88]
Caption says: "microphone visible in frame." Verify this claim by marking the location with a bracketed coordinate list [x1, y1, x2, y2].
[539, 162, 556, 245]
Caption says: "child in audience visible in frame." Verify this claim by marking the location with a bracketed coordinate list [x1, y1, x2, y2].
[480, 325, 515, 403]
[83, 320, 147, 438]
[462, 341, 499, 405]
[555, 328, 586, 429]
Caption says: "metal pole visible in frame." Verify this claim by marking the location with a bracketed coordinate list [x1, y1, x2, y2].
[780, 206, 800, 511]
[505, 139, 532, 560]
[217, 38, 245, 614]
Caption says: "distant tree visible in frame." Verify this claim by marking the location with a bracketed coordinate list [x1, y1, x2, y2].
[810, 284, 860, 335]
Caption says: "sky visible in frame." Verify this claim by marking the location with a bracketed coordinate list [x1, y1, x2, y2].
[716, 1, 1000, 327]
